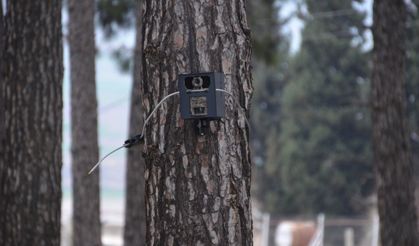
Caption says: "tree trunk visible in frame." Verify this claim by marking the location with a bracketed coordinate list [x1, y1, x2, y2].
[68, 0, 102, 245]
[0, 1, 4, 128]
[123, 1, 146, 245]
[371, 0, 419, 245]
[0, 1, 63, 245]
[0, 2, 4, 52]
[141, 1, 253, 245]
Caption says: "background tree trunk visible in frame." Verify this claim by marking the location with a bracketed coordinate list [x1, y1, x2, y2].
[141, 1, 253, 245]
[0, 1, 4, 132]
[0, 2, 3, 53]
[68, 0, 102, 245]
[371, 0, 419, 245]
[0, 1, 63, 245]
[123, 1, 146, 245]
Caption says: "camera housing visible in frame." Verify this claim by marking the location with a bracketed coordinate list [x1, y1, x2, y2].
[178, 72, 225, 120]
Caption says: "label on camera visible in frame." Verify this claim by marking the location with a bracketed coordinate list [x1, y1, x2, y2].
[190, 97, 208, 116]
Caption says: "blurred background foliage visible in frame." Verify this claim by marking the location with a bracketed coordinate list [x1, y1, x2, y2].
[96, 0, 419, 217]
[249, 0, 419, 217]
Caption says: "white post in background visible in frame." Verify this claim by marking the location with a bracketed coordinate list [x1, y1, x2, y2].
[318, 214, 325, 246]
[371, 212, 380, 246]
[261, 213, 270, 246]
[344, 228, 354, 246]
[309, 213, 325, 246]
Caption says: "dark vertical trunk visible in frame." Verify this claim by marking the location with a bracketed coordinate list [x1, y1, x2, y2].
[123, 1, 146, 245]
[0, 2, 3, 41]
[68, 0, 102, 245]
[372, 0, 419, 245]
[0, 1, 4, 131]
[141, 1, 253, 245]
[0, 1, 63, 245]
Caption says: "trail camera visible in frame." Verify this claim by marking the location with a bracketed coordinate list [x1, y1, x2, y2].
[178, 72, 225, 120]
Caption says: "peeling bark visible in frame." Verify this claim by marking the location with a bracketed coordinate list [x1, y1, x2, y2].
[372, 0, 419, 245]
[68, 0, 102, 245]
[0, 1, 63, 245]
[123, 1, 146, 245]
[141, 1, 253, 245]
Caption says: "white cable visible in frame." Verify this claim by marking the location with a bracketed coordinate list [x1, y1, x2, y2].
[88, 91, 180, 175]
[88, 144, 128, 175]
[140, 91, 180, 138]
[216, 88, 250, 128]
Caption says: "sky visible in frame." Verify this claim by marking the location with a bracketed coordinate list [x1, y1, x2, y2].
[61, 0, 374, 198]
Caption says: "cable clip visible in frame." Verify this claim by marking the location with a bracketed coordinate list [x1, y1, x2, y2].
[124, 134, 144, 148]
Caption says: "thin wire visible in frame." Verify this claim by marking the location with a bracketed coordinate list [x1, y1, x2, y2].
[140, 91, 180, 138]
[88, 144, 128, 175]
[87, 91, 180, 175]
[216, 89, 250, 129]
[309, 9, 356, 19]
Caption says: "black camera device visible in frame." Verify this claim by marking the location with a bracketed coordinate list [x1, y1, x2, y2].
[178, 72, 225, 120]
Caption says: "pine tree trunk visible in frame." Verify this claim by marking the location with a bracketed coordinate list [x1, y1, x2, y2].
[0, 3, 3, 53]
[123, 1, 146, 245]
[0, 2, 4, 127]
[371, 0, 419, 245]
[141, 1, 253, 245]
[0, 1, 63, 245]
[68, 0, 102, 245]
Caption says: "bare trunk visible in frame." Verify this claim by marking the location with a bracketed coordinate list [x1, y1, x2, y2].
[123, 1, 146, 245]
[371, 0, 419, 245]
[0, 1, 4, 131]
[0, 1, 63, 245]
[141, 1, 253, 245]
[68, 0, 102, 245]
[0, 2, 3, 52]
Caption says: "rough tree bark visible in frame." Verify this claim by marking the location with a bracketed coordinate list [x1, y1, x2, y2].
[68, 0, 102, 245]
[372, 0, 419, 245]
[0, 2, 3, 52]
[140, 1, 253, 245]
[0, 1, 4, 122]
[123, 1, 146, 245]
[0, 1, 63, 245]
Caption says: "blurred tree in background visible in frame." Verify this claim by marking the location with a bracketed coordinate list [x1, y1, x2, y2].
[97, 0, 136, 73]
[406, 1, 419, 187]
[275, 0, 374, 215]
[248, 0, 285, 65]
[123, 1, 146, 246]
[68, 0, 102, 245]
[96, 1, 147, 245]
[247, 0, 290, 213]
[97, 0, 135, 39]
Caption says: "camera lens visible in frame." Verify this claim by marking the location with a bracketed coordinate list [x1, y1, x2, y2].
[192, 77, 203, 88]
